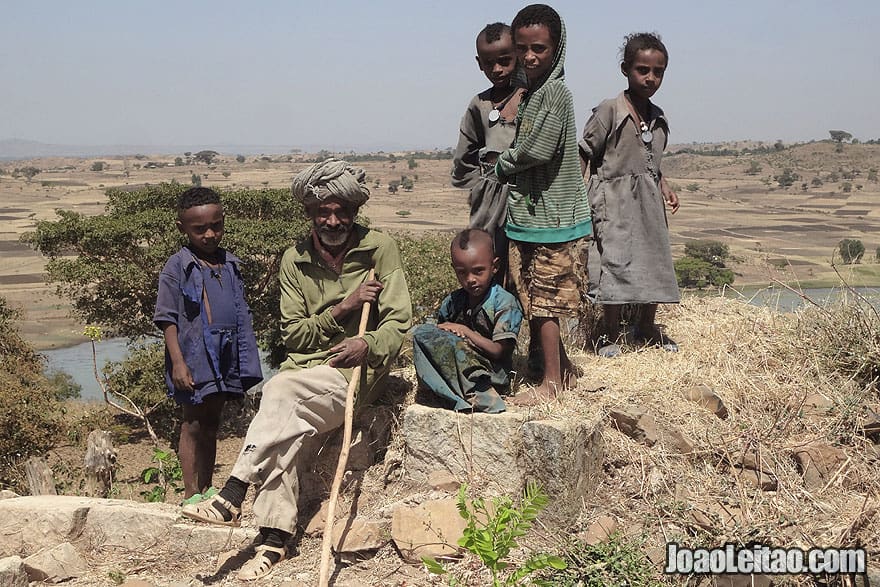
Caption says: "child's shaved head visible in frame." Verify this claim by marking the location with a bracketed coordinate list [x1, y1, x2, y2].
[478, 22, 511, 46]
[452, 228, 494, 255]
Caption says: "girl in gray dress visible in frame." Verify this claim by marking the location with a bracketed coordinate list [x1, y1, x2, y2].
[579, 32, 680, 357]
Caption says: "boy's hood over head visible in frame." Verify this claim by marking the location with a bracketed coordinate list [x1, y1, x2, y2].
[514, 16, 566, 91]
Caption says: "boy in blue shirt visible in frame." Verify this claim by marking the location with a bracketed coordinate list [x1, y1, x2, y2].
[412, 229, 523, 413]
[154, 187, 262, 499]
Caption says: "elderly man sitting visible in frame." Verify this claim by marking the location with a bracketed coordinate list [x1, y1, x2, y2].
[182, 159, 412, 580]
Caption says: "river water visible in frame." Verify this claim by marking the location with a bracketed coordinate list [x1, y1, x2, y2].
[41, 339, 276, 402]
[42, 286, 878, 402]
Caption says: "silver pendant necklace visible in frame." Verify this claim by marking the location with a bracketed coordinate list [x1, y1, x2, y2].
[488, 88, 520, 123]
[639, 121, 653, 144]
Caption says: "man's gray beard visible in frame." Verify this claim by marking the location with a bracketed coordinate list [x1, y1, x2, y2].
[318, 228, 350, 248]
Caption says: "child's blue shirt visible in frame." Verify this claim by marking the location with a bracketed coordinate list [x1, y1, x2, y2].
[153, 246, 263, 402]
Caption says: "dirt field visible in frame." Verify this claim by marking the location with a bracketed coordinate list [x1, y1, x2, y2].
[2, 141, 879, 349]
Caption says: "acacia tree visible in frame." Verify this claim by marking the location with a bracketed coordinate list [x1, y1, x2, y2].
[829, 130, 853, 143]
[23, 182, 309, 357]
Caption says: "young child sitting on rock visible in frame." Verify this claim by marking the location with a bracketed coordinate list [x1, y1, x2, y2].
[411, 228, 523, 413]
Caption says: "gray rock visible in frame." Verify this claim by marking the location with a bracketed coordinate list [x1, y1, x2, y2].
[0, 556, 27, 587]
[0, 496, 256, 557]
[391, 498, 466, 563]
[402, 405, 603, 512]
[427, 470, 461, 492]
[332, 518, 389, 553]
[23, 541, 88, 582]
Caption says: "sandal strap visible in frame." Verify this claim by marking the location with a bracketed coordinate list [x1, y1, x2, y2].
[213, 495, 241, 517]
[254, 545, 286, 556]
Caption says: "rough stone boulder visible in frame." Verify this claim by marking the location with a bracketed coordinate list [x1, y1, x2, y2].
[0, 495, 256, 558]
[401, 405, 604, 513]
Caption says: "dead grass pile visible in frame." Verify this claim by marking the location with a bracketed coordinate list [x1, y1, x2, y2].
[537, 293, 880, 580]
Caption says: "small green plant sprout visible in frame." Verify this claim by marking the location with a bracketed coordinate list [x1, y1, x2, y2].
[83, 325, 160, 443]
[139, 447, 183, 502]
[396, 210, 411, 217]
[424, 481, 566, 586]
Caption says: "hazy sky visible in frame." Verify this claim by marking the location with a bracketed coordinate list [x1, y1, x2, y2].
[1, 1, 877, 150]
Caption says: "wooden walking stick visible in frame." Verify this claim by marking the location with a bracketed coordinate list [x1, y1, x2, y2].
[318, 268, 375, 587]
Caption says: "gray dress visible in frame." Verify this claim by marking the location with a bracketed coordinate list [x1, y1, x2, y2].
[579, 92, 680, 305]
[451, 89, 517, 248]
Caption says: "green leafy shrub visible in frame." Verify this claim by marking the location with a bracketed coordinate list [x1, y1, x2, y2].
[0, 297, 64, 489]
[139, 447, 183, 502]
[838, 239, 865, 264]
[424, 482, 565, 586]
[774, 168, 799, 187]
[392, 231, 457, 324]
[683, 240, 729, 267]
[674, 257, 734, 289]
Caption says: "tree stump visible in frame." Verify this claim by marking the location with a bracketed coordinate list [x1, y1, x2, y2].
[83, 430, 116, 497]
[25, 457, 57, 496]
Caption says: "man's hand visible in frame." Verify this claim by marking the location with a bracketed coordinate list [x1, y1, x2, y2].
[329, 337, 369, 368]
[335, 279, 383, 319]
[660, 177, 680, 214]
[171, 361, 194, 393]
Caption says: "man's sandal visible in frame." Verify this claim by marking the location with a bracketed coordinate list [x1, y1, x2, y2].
[181, 495, 241, 527]
[237, 545, 286, 581]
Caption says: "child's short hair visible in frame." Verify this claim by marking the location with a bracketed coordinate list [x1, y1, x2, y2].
[452, 228, 495, 255]
[620, 32, 668, 70]
[177, 187, 221, 212]
[511, 4, 561, 46]
[478, 22, 511, 45]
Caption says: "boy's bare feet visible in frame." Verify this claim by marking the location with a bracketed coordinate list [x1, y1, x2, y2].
[509, 382, 559, 406]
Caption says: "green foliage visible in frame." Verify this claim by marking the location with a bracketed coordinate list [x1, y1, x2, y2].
[812, 176, 823, 187]
[235, 154, 246, 163]
[139, 447, 182, 502]
[774, 168, 799, 187]
[838, 239, 865, 264]
[388, 179, 400, 193]
[407, 155, 418, 170]
[102, 342, 177, 439]
[45, 369, 81, 401]
[191, 173, 201, 186]
[174, 157, 184, 166]
[392, 231, 457, 324]
[91, 161, 106, 172]
[685, 183, 699, 192]
[842, 181, 852, 193]
[425, 481, 565, 586]
[674, 257, 734, 289]
[541, 533, 662, 587]
[15, 166, 41, 180]
[193, 150, 219, 165]
[24, 183, 308, 351]
[402, 176, 414, 191]
[0, 297, 64, 489]
[683, 240, 729, 267]
[745, 160, 762, 175]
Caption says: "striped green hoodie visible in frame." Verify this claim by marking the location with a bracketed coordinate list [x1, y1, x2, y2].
[496, 18, 592, 244]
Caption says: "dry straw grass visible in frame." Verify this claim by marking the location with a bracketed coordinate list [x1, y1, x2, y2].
[525, 291, 880, 581]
